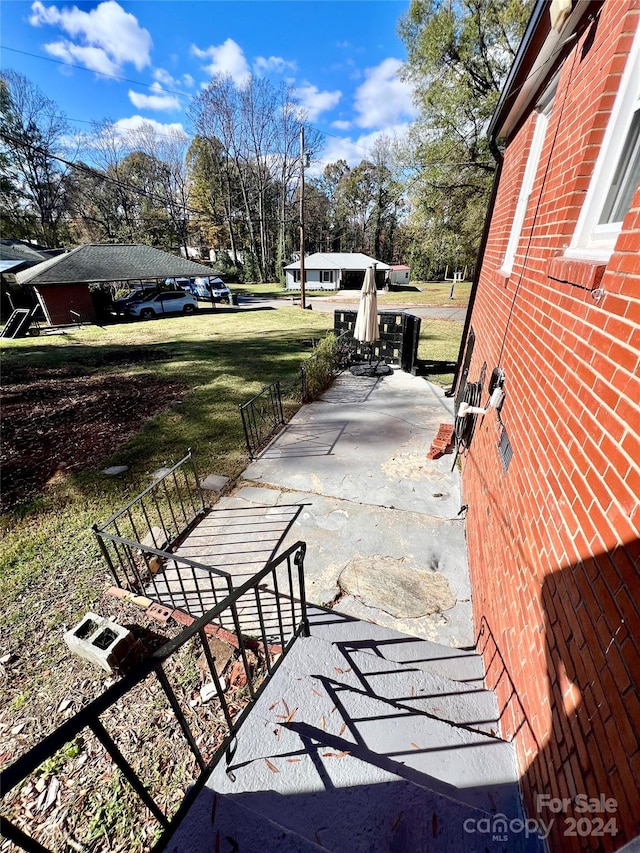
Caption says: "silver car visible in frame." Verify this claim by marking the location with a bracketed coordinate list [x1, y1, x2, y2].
[126, 290, 199, 320]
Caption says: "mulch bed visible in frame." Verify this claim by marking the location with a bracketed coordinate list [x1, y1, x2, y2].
[1, 353, 187, 513]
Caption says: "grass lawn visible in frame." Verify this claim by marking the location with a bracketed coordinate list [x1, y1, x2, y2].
[0, 305, 332, 742]
[237, 280, 472, 308]
[418, 318, 464, 388]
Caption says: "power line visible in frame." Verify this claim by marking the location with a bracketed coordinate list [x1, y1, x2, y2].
[1, 45, 194, 101]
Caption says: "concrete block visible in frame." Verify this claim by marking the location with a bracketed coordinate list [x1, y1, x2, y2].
[64, 613, 134, 674]
[200, 474, 230, 492]
[102, 465, 129, 476]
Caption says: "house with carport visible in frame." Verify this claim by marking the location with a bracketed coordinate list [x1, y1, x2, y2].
[16, 243, 222, 326]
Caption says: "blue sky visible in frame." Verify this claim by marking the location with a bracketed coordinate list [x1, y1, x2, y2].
[1, 0, 418, 169]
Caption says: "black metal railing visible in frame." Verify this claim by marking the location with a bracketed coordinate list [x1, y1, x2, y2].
[1, 541, 308, 853]
[93, 451, 219, 612]
[239, 380, 285, 460]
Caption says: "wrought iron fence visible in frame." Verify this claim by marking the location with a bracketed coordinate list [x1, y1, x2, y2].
[93, 451, 227, 615]
[239, 380, 285, 460]
[1, 541, 308, 853]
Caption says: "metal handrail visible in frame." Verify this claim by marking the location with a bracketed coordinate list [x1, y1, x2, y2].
[1, 540, 308, 853]
[93, 450, 215, 613]
[239, 380, 285, 459]
[96, 450, 205, 531]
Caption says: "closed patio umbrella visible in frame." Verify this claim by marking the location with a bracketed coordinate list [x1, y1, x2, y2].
[353, 266, 379, 361]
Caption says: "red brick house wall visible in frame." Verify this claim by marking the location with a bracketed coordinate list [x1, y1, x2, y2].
[460, 2, 640, 850]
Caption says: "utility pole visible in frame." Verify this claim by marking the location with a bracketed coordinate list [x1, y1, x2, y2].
[299, 124, 306, 310]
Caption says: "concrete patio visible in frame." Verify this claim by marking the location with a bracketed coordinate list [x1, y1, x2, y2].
[175, 369, 473, 647]
[161, 369, 542, 852]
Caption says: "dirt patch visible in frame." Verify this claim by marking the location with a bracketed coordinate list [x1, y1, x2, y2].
[1, 357, 187, 512]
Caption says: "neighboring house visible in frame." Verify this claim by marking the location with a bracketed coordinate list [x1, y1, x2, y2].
[454, 1, 639, 850]
[16, 244, 221, 326]
[283, 252, 390, 291]
[388, 264, 411, 286]
[0, 240, 62, 320]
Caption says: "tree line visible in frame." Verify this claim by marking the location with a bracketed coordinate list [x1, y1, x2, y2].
[1, 0, 530, 282]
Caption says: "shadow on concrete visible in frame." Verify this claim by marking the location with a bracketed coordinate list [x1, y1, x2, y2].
[260, 423, 349, 459]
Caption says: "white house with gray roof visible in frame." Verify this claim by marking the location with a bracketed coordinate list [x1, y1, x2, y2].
[283, 252, 390, 291]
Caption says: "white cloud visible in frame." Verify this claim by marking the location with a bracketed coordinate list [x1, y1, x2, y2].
[313, 123, 413, 173]
[153, 68, 195, 89]
[254, 55, 297, 75]
[44, 40, 120, 76]
[191, 38, 251, 87]
[112, 115, 187, 138]
[353, 58, 417, 129]
[331, 119, 352, 131]
[292, 83, 341, 122]
[30, 0, 152, 72]
[128, 82, 180, 112]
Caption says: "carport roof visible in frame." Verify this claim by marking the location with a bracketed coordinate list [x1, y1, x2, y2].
[16, 243, 221, 285]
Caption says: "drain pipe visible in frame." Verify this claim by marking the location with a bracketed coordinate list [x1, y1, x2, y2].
[448, 136, 503, 396]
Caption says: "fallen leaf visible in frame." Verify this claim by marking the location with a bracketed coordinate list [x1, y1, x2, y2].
[268, 701, 280, 711]
[320, 715, 326, 731]
[282, 699, 290, 717]
[42, 778, 60, 812]
[339, 723, 346, 736]
[285, 707, 298, 724]
[322, 751, 350, 758]
[334, 667, 344, 674]
[410, 686, 416, 697]
[57, 699, 72, 714]
[311, 688, 322, 697]
[410, 742, 420, 750]
[286, 758, 301, 763]
[264, 759, 279, 773]
[11, 723, 26, 735]
[330, 706, 337, 714]
[392, 812, 403, 830]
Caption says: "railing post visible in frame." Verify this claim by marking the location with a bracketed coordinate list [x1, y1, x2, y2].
[188, 447, 207, 513]
[93, 523, 121, 587]
[295, 543, 309, 637]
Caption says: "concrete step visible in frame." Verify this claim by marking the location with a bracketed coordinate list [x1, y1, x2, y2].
[167, 786, 331, 852]
[239, 636, 518, 815]
[271, 633, 499, 736]
[173, 621, 542, 853]
[307, 604, 486, 686]
[346, 648, 500, 736]
[201, 709, 537, 853]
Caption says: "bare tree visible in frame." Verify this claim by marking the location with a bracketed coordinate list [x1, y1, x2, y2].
[0, 70, 72, 246]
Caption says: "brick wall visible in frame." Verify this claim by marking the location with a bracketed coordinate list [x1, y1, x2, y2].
[462, 3, 640, 850]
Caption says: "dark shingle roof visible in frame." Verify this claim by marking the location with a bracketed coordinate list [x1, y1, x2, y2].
[0, 239, 53, 265]
[16, 244, 220, 285]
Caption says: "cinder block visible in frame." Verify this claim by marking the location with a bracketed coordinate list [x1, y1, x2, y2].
[64, 613, 134, 674]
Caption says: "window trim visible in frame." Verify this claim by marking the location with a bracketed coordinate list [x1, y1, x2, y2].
[566, 21, 640, 262]
[500, 86, 555, 277]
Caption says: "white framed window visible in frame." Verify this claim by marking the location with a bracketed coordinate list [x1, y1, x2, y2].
[322, 270, 332, 283]
[501, 88, 555, 276]
[293, 269, 301, 282]
[567, 21, 640, 261]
